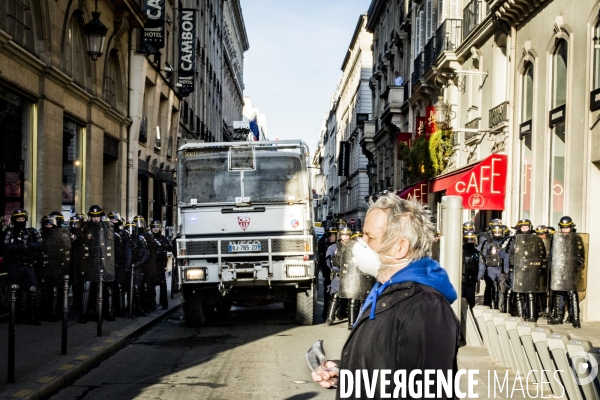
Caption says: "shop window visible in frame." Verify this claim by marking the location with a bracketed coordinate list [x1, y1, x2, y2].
[62, 118, 83, 214]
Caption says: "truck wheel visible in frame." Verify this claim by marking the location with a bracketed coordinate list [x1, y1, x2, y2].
[183, 288, 205, 327]
[295, 283, 316, 325]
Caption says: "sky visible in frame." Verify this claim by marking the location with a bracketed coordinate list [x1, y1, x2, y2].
[239, 0, 371, 156]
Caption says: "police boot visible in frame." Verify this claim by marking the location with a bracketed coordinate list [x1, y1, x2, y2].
[133, 285, 147, 317]
[325, 294, 340, 326]
[347, 299, 360, 330]
[516, 294, 526, 318]
[79, 281, 91, 324]
[321, 292, 330, 319]
[569, 291, 581, 328]
[24, 286, 41, 326]
[527, 293, 537, 322]
[497, 289, 505, 313]
[160, 280, 168, 310]
[548, 294, 564, 325]
[105, 285, 115, 321]
[147, 284, 157, 311]
[504, 289, 513, 315]
[491, 282, 498, 309]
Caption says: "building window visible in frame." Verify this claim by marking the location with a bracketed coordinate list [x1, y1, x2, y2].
[65, 16, 88, 87]
[104, 54, 118, 109]
[553, 39, 568, 108]
[549, 40, 568, 225]
[62, 118, 83, 214]
[520, 62, 534, 219]
[0, 0, 35, 53]
[155, 126, 161, 152]
[594, 22, 600, 91]
[522, 63, 534, 122]
[493, 34, 508, 106]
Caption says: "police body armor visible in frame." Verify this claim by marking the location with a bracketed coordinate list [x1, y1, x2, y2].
[75, 221, 115, 282]
[549, 232, 588, 292]
[462, 243, 479, 286]
[39, 227, 71, 286]
[485, 241, 503, 268]
[338, 240, 376, 300]
[512, 234, 549, 293]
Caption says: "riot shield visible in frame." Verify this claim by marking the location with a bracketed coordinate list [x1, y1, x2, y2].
[338, 240, 376, 300]
[141, 232, 162, 284]
[512, 234, 548, 293]
[39, 227, 71, 286]
[75, 221, 115, 282]
[550, 233, 588, 292]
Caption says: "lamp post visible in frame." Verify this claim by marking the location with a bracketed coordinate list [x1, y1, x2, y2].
[84, 0, 108, 61]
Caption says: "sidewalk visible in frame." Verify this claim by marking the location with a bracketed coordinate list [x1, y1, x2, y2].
[0, 291, 181, 400]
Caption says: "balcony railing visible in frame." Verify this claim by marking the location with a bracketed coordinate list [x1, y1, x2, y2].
[436, 19, 463, 56]
[465, 131, 479, 142]
[424, 37, 437, 72]
[463, 0, 490, 39]
[413, 52, 424, 82]
[382, 85, 405, 109]
[489, 101, 509, 128]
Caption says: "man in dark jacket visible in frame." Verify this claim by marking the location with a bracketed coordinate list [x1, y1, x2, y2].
[311, 194, 460, 398]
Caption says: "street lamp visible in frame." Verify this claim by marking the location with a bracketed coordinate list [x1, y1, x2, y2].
[84, 0, 108, 61]
[434, 96, 456, 124]
[366, 160, 377, 177]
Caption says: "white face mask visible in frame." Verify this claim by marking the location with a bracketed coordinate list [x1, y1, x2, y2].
[352, 237, 412, 278]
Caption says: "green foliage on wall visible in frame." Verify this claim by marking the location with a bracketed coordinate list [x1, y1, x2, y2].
[429, 121, 455, 176]
[398, 122, 454, 184]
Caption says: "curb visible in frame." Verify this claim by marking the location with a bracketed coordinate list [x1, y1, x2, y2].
[19, 303, 182, 400]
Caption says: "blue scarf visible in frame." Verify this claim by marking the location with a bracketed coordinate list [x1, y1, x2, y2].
[357, 257, 457, 323]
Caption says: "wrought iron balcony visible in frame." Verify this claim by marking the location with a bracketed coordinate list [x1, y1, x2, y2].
[465, 131, 479, 142]
[424, 37, 437, 72]
[489, 101, 509, 128]
[463, 0, 490, 39]
[436, 19, 463, 56]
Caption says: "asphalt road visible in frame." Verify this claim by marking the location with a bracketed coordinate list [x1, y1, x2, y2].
[49, 299, 350, 400]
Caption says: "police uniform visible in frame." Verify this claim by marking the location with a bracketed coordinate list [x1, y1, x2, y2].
[477, 225, 509, 310]
[3, 209, 43, 325]
[462, 231, 479, 309]
[126, 221, 150, 316]
[324, 226, 352, 326]
[318, 228, 337, 318]
[151, 220, 173, 310]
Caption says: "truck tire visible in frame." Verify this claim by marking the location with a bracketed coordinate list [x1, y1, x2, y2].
[183, 288, 205, 327]
[295, 283, 316, 325]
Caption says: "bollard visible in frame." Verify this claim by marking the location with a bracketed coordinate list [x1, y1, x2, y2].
[97, 269, 103, 337]
[129, 264, 134, 318]
[61, 275, 69, 355]
[7, 284, 19, 383]
[440, 196, 463, 320]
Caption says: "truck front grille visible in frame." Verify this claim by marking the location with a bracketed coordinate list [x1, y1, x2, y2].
[183, 238, 310, 256]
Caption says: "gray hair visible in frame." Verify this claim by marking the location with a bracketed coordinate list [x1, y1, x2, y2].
[366, 193, 436, 259]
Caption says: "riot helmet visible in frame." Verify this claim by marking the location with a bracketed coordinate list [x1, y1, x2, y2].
[150, 220, 162, 233]
[107, 211, 123, 226]
[76, 213, 87, 221]
[535, 225, 548, 236]
[547, 227, 556, 235]
[41, 214, 58, 229]
[489, 218, 503, 229]
[125, 221, 136, 235]
[326, 228, 337, 243]
[350, 232, 363, 240]
[11, 208, 28, 229]
[491, 225, 503, 238]
[515, 219, 533, 233]
[558, 216, 575, 233]
[338, 226, 352, 243]
[88, 205, 105, 222]
[336, 220, 347, 231]
[463, 230, 477, 244]
[463, 221, 475, 232]
[502, 225, 510, 236]
[50, 211, 65, 227]
[133, 215, 146, 230]
[69, 215, 82, 230]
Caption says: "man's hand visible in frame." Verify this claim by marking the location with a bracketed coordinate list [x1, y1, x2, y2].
[311, 360, 339, 389]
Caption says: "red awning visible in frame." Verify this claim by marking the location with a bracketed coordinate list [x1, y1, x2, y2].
[396, 180, 428, 204]
[429, 162, 482, 193]
[445, 154, 508, 210]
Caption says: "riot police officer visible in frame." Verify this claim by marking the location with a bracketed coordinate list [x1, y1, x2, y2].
[548, 216, 583, 328]
[324, 226, 351, 326]
[133, 215, 161, 311]
[38, 214, 71, 321]
[463, 221, 475, 235]
[126, 221, 150, 316]
[108, 212, 131, 317]
[151, 220, 172, 310]
[478, 224, 509, 310]
[77, 205, 116, 323]
[477, 218, 503, 248]
[318, 227, 337, 318]
[507, 219, 536, 320]
[534, 225, 551, 318]
[462, 231, 479, 309]
[3, 209, 43, 325]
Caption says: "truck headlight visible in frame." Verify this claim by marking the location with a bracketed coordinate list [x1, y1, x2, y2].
[185, 267, 207, 281]
[285, 265, 307, 278]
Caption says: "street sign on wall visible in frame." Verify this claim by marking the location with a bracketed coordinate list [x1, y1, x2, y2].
[337, 141, 350, 177]
[178, 9, 196, 96]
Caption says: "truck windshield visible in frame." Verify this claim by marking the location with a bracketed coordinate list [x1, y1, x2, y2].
[180, 150, 309, 203]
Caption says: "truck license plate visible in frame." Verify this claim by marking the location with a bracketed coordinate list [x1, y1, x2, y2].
[228, 243, 261, 252]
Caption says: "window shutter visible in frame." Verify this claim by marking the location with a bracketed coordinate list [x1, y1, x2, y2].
[415, 13, 421, 55]
[449, 0, 462, 19]
[437, 0, 445, 27]
[419, 10, 425, 52]
[494, 44, 507, 105]
[426, 0, 433, 40]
